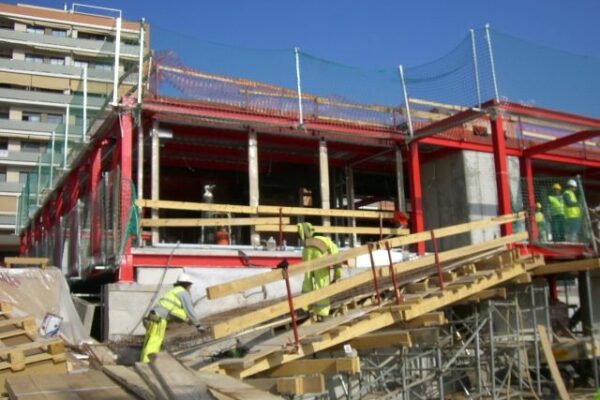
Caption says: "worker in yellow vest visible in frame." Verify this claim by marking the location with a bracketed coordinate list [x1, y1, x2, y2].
[547, 183, 565, 242]
[563, 179, 582, 242]
[140, 272, 202, 362]
[297, 222, 341, 321]
[535, 202, 548, 242]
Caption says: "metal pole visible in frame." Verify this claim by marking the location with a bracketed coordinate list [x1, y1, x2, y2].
[319, 139, 331, 227]
[385, 241, 402, 304]
[530, 286, 542, 396]
[437, 347, 444, 399]
[398, 65, 414, 136]
[49, 131, 55, 187]
[137, 18, 145, 104]
[395, 146, 406, 212]
[469, 28, 482, 108]
[346, 166, 357, 247]
[584, 270, 600, 388]
[475, 308, 483, 397]
[281, 263, 300, 351]
[150, 120, 160, 245]
[294, 47, 304, 126]
[82, 65, 87, 140]
[484, 24, 500, 102]
[63, 105, 70, 168]
[36, 161, 42, 206]
[488, 301, 497, 398]
[137, 120, 144, 200]
[515, 299, 524, 394]
[112, 17, 122, 106]
[367, 243, 382, 305]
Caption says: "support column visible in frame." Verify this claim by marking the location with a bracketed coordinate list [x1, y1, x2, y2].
[491, 113, 513, 236]
[137, 121, 144, 200]
[319, 139, 331, 227]
[395, 146, 406, 212]
[248, 129, 260, 246]
[408, 142, 425, 254]
[151, 119, 160, 245]
[118, 101, 134, 282]
[520, 157, 537, 240]
[345, 166, 357, 247]
[89, 146, 102, 260]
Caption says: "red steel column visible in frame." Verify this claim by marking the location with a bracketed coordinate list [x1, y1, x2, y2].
[118, 99, 135, 282]
[408, 142, 425, 254]
[520, 157, 537, 240]
[89, 146, 102, 259]
[491, 114, 513, 236]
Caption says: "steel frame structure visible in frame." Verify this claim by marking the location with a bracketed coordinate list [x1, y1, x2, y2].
[17, 91, 600, 282]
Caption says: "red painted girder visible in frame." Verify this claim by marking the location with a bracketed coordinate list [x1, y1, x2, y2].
[131, 253, 302, 269]
[411, 108, 484, 143]
[523, 130, 600, 157]
[497, 102, 600, 129]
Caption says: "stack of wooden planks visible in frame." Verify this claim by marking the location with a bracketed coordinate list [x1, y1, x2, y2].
[0, 303, 67, 395]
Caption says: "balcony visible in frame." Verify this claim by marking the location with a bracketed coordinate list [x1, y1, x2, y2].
[0, 28, 140, 60]
[0, 87, 106, 109]
[0, 58, 114, 82]
[0, 119, 84, 138]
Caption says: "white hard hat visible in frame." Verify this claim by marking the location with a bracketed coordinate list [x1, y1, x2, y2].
[177, 272, 194, 284]
[567, 179, 577, 188]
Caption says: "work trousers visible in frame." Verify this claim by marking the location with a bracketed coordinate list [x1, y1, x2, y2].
[140, 317, 167, 362]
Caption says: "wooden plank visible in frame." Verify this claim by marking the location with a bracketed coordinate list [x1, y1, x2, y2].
[537, 325, 571, 400]
[135, 362, 169, 400]
[255, 224, 409, 235]
[207, 254, 536, 379]
[404, 312, 446, 327]
[104, 365, 157, 400]
[193, 370, 282, 400]
[263, 357, 360, 378]
[206, 213, 524, 299]
[149, 352, 212, 400]
[6, 370, 135, 399]
[141, 217, 290, 228]
[349, 330, 412, 349]
[247, 375, 325, 395]
[455, 288, 507, 304]
[4, 257, 48, 269]
[209, 232, 527, 339]
[532, 257, 600, 276]
[136, 199, 395, 219]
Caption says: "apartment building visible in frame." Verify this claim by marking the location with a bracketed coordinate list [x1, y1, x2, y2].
[0, 2, 146, 257]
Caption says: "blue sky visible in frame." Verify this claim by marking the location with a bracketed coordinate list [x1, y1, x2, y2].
[27, 0, 600, 68]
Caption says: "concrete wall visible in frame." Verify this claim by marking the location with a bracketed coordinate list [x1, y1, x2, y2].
[421, 150, 522, 251]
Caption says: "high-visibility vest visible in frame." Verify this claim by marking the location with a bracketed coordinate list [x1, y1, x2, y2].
[547, 194, 564, 217]
[563, 189, 582, 219]
[158, 286, 187, 321]
[535, 211, 545, 224]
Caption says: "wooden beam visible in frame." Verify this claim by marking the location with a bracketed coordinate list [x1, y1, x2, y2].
[136, 199, 394, 219]
[103, 365, 158, 400]
[532, 257, 600, 276]
[404, 312, 446, 327]
[149, 352, 212, 400]
[247, 375, 325, 396]
[255, 224, 409, 235]
[4, 257, 48, 269]
[208, 232, 528, 339]
[206, 213, 524, 300]
[263, 357, 360, 378]
[193, 370, 282, 400]
[349, 330, 412, 349]
[537, 325, 571, 400]
[141, 217, 290, 228]
[455, 288, 507, 305]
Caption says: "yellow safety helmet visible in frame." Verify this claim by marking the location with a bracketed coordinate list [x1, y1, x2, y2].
[536, 202, 542, 210]
[297, 222, 315, 241]
[551, 183, 561, 191]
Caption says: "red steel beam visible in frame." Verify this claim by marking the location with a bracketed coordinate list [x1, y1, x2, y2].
[411, 108, 484, 143]
[491, 115, 512, 236]
[117, 100, 135, 282]
[132, 252, 302, 268]
[523, 130, 600, 158]
[89, 146, 102, 259]
[497, 102, 600, 129]
[408, 142, 425, 255]
[520, 157, 538, 240]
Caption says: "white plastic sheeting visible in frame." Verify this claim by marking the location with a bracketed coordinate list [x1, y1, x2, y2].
[0, 267, 90, 346]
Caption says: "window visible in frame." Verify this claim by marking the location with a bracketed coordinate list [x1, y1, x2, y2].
[73, 60, 88, 69]
[0, 168, 6, 183]
[50, 29, 67, 37]
[49, 57, 65, 66]
[46, 114, 63, 124]
[21, 142, 40, 153]
[91, 61, 112, 71]
[19, 172, 28, 185]
[22, 112, 41, 123]
[26, 26, 44, 35]
[0, 141, 7, 158]
[24, 54, 43, 64]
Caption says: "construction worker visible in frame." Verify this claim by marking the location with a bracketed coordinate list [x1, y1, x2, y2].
[297, 222, 341, 321]
[535, 202, 548, 242]
[140, 272, 201, 362]
[563, 179, 582, 242]
[547, 183, 565, 242]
